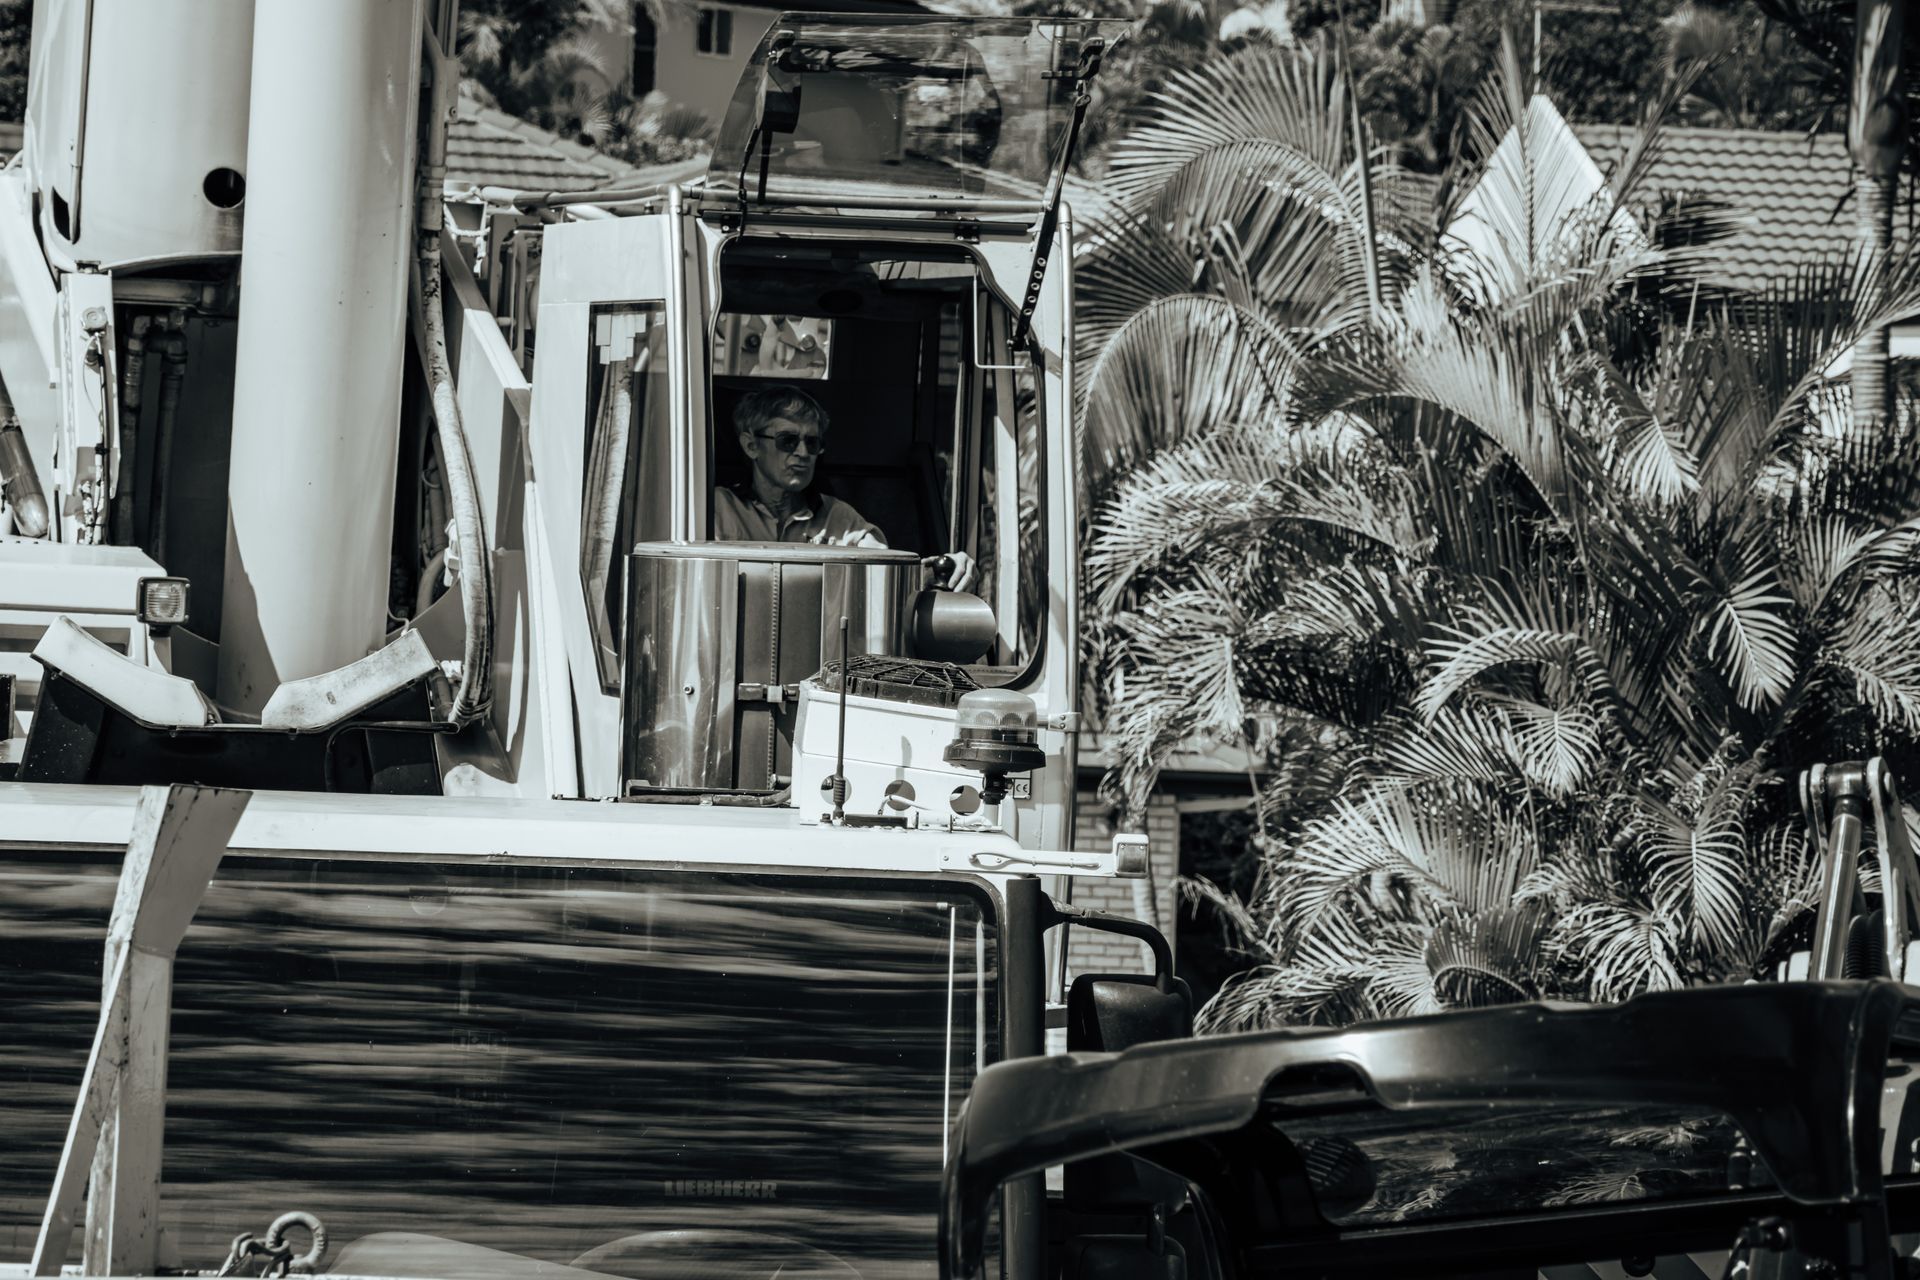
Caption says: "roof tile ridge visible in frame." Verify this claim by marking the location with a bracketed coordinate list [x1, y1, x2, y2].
[1651, 123, 1848, 148]
[455, 102, 645, 180]
[541, 130, 648, 180]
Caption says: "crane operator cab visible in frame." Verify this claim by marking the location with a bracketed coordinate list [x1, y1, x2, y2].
[525, 15, 1123, 847]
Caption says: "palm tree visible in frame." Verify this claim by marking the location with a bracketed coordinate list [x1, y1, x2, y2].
[1748, 0, 1914, 436]
[458, 0, 643, 135]
[1657, 3, 1826, 130]
[1078, 34, 1920, 1027]
[1847, 0, 1906, 438]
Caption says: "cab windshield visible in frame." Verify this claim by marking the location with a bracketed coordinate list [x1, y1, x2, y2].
[0, 854, 999, 1280]
[706, 17, 1120, 207]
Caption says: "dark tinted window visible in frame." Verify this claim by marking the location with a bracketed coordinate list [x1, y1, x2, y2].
[0, 855, 998, 1280]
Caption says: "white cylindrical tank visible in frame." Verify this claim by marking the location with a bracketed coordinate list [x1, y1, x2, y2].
[26, 0, 255, 267]
[216, 0, 424, 715]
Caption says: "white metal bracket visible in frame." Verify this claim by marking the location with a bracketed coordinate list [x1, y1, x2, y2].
[30, 784, 251, 1278]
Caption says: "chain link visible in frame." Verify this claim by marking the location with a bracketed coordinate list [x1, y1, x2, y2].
[199, 1212, 327, 1278]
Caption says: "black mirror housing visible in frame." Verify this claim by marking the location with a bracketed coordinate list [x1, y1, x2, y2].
[1067, 973, 1193, 1053]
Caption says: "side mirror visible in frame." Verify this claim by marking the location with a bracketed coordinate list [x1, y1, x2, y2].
[1063, 972, 1193, 1213]
[1044, 899, 1189, 1053]
[1067, 973, 1193, 1053]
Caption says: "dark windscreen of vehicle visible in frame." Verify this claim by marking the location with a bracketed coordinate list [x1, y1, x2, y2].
[0, 854, 999, 1280]
[1269, 1102, 1745, 1225]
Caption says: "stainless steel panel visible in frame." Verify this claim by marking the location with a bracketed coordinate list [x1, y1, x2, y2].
[623, 552, 737, 789]
[623, 542, 917, 791]
[819, 559, 916, 667]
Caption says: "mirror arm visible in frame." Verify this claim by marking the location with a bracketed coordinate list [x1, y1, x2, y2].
[1042, 898, 1173, 992]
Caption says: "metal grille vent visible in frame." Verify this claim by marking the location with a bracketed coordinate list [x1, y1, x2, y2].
[818, 654, 981, 709]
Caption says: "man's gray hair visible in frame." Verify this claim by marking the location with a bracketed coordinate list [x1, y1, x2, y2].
[735, 387, 829, 437]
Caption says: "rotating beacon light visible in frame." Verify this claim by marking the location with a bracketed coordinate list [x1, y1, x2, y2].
[943, 688, 1047, 806]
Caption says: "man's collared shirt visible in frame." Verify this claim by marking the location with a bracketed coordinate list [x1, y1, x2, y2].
[712, 487, 884, 545]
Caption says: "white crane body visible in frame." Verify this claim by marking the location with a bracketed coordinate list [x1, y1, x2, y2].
[0, 8, 1146, 1280]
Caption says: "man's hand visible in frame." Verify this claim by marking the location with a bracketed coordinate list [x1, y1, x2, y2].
[924, 551, 976, 592]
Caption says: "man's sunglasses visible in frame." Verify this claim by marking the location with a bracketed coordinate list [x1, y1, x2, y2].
[756, 431, 827, 456]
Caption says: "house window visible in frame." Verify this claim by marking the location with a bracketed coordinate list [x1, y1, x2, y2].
[630, 8, 657, 96]
[696, 6, 732, 57]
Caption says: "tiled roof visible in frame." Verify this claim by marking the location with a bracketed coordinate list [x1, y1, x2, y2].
[445, 103, 704, 195]
[1572, 123, 1862, 293]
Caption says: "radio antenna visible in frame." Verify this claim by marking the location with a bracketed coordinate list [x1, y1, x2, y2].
[831, 615, 850, 824]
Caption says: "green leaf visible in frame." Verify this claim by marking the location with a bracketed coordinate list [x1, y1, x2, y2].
[1080, 296, 1296, 504]
[1699, 550, 1799, 712]
[1496, 695, 1609, 799]
[1424, 904, 1547, 1009]
[1821, 582, 1920, 734]
[1631, 766, 1755, 951]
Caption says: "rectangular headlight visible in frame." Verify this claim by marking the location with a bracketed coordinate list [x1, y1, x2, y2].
[136, 576, 190, 630]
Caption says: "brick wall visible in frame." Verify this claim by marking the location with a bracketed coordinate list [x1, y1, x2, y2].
[1062, 786, 1180, 982]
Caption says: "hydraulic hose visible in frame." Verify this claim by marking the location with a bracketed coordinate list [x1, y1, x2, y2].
[0, 421, 48, 538]
[0, 370, 48, 538]
[415, 31, 493, 724]
[151, 321, 187, 561]
[416, 235, 494, 723]
[111, 314, 151, 545]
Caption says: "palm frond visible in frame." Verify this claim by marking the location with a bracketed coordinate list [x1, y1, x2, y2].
[1630, 764, 1756, 952]
[1177, 874, 1275, 962]
[1785, 514, 1888, 617]
[1366, 924, 1449, 1019]
[1107, 41, 1352, 212]
[1247, 562, 1427, 654]
[1495, 695, 1610, 800]
[1698, 543, 1799, 712]
[1072, 202, 1216, 375]
[1086, 417, 1421, 613]
[1552, 896, 1686, 999]
[1424, 903, 1547, 1009]
[1195, 915, 1379, 1031]
[1542, 1171, 1647, 1207]
[1606, 397, 1702, 510]
[1297, 271, 1570, 512]
[1442, 38, 1649, 305]
[1418, 617, 1600, 721]
[1820, 582, 1920, 735]
[1080, 295, 1296, 504]
[1281, 788, 1544, 935]
[1371, 704, 1527, 792]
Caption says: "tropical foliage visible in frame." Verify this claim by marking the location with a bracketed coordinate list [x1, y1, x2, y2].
[1269, 0, 1829, 174]
[1751, 0, 1920, 180]
[1077, 33, 1920, 1029]
[458, 0, 709, 166]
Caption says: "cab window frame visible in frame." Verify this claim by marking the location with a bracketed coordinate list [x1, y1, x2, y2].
[699, 235, 1050, 692]
[580, 300, 672, 695]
